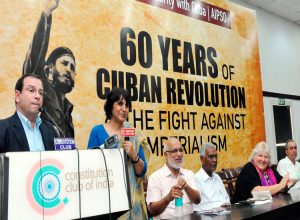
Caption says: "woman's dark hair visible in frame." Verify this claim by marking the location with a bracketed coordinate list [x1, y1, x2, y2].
[104, 87, 132, 122]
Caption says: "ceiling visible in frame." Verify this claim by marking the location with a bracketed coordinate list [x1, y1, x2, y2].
[241, 0, 300, 25]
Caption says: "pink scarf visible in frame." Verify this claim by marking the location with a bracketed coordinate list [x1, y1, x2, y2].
[252, 162, 278, 186]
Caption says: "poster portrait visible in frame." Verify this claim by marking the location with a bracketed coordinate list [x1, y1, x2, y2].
[0, 0, 264, 173]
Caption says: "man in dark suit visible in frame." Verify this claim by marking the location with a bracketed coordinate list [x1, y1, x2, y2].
[0, 74, 56, 153]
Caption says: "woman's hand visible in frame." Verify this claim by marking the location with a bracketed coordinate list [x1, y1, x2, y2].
[122, 140, 145, 176]
[122, 140, 138, 160]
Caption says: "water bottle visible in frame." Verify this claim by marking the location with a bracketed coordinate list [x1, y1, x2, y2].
[175, 197, 183, 217]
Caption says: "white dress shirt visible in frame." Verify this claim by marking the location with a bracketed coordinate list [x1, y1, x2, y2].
[277, 156, 300, 190]
[146, 164, 197, 219]
[194, 168, 229, 212]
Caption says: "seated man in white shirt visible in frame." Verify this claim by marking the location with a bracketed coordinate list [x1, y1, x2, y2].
[277, 139, 300, 190]
[146, 137, 200, 219]
[194, 142, 230, 212]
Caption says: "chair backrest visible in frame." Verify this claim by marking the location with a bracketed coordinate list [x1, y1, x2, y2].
[270, 164, 277, 171]
[222, 166, 243, 203]
[216, 170, 230, 197]
[216, 170, 227, 181]
[223, 167, 242, 179]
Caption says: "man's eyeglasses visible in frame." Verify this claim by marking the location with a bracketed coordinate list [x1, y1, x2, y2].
[165, 147, 185, 154]
[289, 146, 297, 150]
[23, 86, 46, 97]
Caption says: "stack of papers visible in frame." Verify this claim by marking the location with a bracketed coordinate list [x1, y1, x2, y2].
[200, 207, 231, 216]
[254, 200, 272, 205]
[248, 198, 271, 205]
[249, 191, 272, 205]
[251, 191, 272, 200]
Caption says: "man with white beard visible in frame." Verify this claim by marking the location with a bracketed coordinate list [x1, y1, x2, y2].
[146, 137, 200, 219]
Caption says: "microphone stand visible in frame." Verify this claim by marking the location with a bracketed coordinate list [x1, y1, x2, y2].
[39, 107, 65, 138]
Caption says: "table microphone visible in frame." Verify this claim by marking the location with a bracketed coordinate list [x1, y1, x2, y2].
[39, 107, 65, 138]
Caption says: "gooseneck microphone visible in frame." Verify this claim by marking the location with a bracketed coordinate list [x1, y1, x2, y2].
[89, 135, 119, 149]
[39, 107, 65, 138]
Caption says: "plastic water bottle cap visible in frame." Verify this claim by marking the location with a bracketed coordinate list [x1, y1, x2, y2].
[175, 197, 183, 206]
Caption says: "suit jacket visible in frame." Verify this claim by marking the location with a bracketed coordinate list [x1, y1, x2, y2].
[0, 112, 56, 153]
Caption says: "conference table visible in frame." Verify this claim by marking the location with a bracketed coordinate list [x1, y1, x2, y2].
[165, 189, 300, 220]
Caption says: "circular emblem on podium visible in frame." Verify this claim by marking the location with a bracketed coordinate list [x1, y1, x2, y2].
[32, 165, 61, 207]
[39, 172, 61, 201]
[26, 159, 68, 216]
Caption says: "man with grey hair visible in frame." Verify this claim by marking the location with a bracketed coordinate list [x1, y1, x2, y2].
[194, 142, 230, 212]
[146, 137, 200, 219]
[277, 139, 300, 190]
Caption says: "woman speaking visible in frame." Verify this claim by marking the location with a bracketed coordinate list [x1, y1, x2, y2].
[88, 87, 149, 219]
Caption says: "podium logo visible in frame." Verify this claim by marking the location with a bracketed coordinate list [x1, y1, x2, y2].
[26, 159, 68, 216]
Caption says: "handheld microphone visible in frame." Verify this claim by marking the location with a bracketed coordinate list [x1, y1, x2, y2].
[121, 122, 136, 162]
[122, 121, 135, 141]
[124, 121, 130, 141]
[39, 107, 65, 138]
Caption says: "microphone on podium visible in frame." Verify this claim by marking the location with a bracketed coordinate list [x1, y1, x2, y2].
[90, 122, 134, 150]
[104, 135, 119, 148]
[39, 107, 76, 150]
[89, 135, 120, 149]
[39, 107, 65, 138]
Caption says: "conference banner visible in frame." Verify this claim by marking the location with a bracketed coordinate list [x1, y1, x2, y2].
[0, 0, 265, 173]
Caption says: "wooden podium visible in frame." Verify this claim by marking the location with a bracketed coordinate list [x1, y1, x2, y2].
[0, 149, 131, 220]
